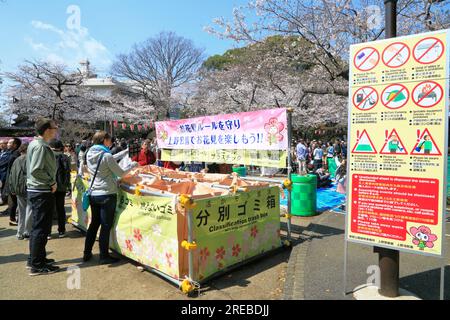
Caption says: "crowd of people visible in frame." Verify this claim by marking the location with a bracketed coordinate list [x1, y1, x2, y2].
[293, 138, 347, 193]
[1, 119, 194, 276]
[0, 119, 144, 275]
[0, 118, 349, 276]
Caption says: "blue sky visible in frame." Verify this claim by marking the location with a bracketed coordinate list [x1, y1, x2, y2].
[0, 0, 250, 75]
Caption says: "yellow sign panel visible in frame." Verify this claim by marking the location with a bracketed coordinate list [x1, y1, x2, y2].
[347, 29, 450, 257]
[161, 149, 287, 168]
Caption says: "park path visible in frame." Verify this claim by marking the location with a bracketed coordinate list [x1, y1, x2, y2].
[0, 202, 289, 300]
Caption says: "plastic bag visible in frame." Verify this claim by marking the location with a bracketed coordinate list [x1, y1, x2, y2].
[119, 154, 137, 171]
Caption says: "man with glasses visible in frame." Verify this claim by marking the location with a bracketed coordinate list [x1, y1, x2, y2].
[26, 118, 60, 275]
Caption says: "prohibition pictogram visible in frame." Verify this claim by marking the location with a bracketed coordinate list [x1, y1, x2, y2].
[413, 37, 445, 65]
[352, 86, 378, 111]
[412, 81, 443, 108]
[381, 83, 409, 110]
[382, 42, 410, 68]
[354, 47, 380, 72]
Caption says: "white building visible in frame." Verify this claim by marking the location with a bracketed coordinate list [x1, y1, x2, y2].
[79, 59, 143, 99]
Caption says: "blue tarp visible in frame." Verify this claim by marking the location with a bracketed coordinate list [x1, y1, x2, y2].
[280, 183, 346, 213]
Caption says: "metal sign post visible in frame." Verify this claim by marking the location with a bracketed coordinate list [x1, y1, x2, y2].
[439, 28, 450, 301]
[372, 1, 401, 298]
[286, 108, 293, 241]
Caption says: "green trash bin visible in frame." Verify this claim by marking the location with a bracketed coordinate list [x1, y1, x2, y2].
[291, 174, 317, 217]
[232, 166, 247, 177]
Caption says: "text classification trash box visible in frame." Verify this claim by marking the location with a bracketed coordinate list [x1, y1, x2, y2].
[290, 174, 317, 217]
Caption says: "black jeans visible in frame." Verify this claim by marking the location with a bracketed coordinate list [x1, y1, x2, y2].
[313, 159, 323, 172]
[54, 192, 66, 233]
[28, 192, 55, 268]
[8, 194, 18, 222]
[84, 194, 117, 259]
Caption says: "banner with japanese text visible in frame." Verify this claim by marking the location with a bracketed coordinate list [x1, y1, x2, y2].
[161, 149, 287, 168]
[191, 187, 282, 281]
[70, 173, 90, 231]
[347, 29, 450, 256]
[155, 108, 288, 151]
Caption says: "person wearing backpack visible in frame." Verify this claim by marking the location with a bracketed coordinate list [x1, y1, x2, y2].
[49, 139, 71, 239]
[8, 143, 32, 240]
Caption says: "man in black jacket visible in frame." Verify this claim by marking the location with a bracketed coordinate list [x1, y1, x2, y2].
[0, 139, 10, 205]
[0, 138, 22, 224]
[48, 139, 71, 239]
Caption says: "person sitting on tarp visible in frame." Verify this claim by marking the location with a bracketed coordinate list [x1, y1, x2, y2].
[314, 168, 332, 188]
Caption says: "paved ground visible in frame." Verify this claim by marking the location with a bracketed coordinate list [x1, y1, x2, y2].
[3, 198, 448, 300]
[0, 201, 292, 300]
[285, 210, 450, 300]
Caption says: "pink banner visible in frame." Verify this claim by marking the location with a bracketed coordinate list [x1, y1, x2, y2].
[156, 108, 287, 151]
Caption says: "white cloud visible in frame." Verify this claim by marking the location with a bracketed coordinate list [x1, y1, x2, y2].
[31, 20, 64, 35]
[27, 19, 112, 72]
[24, 37, 49, 52]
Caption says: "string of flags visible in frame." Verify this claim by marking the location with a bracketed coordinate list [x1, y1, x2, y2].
[113, 120, 155, 132]
[314, 128, 346, 135]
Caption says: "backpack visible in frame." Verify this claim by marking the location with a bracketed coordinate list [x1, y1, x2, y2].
[9, 155, 27, 196]
[55, 153, 71, 192]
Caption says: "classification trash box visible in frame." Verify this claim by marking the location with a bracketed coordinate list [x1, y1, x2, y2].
[70, 166, 281, 285]
[290, 174, 317, 217]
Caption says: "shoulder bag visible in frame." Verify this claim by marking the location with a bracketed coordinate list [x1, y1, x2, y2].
[82, 152, 105, 211]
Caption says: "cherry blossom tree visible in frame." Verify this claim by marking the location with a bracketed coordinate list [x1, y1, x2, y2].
[185, 36, 348, 129]
[194, 0, 449, 130]
[206, 0, 449, 91]
[5, 60, 98, 121]
[5, 60, 157, 140]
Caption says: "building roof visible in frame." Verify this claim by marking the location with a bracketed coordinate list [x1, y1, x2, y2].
[82, 77, 117, 88]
